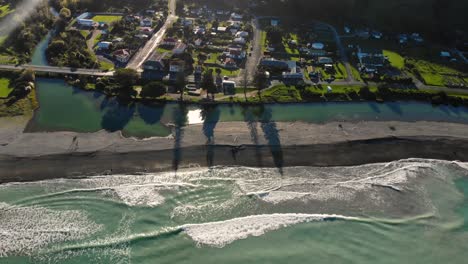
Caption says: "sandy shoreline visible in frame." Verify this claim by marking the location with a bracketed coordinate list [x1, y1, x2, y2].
[2, 118, 468, 183]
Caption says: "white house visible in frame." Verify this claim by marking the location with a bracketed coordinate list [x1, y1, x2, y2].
[162, 38, 177, 46]
[140, 18, 153, 27]
[97, 41, 112, 50]
[172, 43, 187, 54]
[113, 49, 130, 63]
[194, 38, 203, 46]
[77, 19, 94, 27]
[233, 37, 246, 45]
[217, 26, 227, 33]
[236, 31, 249, 38]
[230, 13, 243, 21]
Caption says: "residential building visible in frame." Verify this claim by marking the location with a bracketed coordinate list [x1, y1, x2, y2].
[317, 57, 334, 64]
[113, 49, 131, 63]
[162, 38, 177, 46]
[77, 19, 94, 27]
[97, 41, 112, 50]
[142, 52, 167, 80]
[357, 46, 384, 73]
[140, 18, 153, 27]
[222, 81, 236, 95]
[172, 43, 187, 55]
[259, 59, 290, 71]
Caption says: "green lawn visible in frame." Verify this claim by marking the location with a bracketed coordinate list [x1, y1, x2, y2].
[205, 52, 222, 64]
[80, 30, 91, 39]
[91, 15, 122, 24]
[0, 90, 38, 117]
[156, 47, 172, 54]
[0, 77, 12, 98]
[260, 31, 267, 53]
[408, 58, 467, 86]
[207, 67, 240, 77]
[261, 84, 302, 102]
[383, 50, 405, 69]
[0, 54, 16, 64]
[99, 60, 114, 71]
[283, 33, 300, 55]
[319, 63, 348, 80]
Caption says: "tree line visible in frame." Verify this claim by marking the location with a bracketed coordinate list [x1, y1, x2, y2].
[252, 0, 467, 44]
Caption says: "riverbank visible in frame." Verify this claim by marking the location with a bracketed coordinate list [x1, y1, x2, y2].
[2, 120, 468, 183]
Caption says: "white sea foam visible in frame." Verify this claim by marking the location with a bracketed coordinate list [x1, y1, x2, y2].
[182, 213, 357, 247]
[0, 202, 102, 257]
[113, 185, 165, 207]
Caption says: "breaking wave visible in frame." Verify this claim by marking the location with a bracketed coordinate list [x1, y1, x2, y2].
[181, 213, 359, 247]
[0, 202, 102, 257]
[1, 158, 467, 258]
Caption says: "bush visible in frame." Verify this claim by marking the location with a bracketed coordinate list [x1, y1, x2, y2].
[140, 82, 166, 98]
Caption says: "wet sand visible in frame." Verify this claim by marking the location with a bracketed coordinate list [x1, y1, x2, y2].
[1, 119, 468, 183]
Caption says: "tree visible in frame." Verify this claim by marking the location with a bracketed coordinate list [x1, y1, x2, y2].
[175, 71, 187, 100]
[113, 68, 138, 96]
[201, 69, 216, 100]
[140, 82, 166, 98]
[253, 70, 268, 97]
[59, 8, 71, 20]
[265, 26, 283, 45]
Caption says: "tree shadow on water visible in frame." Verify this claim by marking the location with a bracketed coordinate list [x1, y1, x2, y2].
[260, 106, 283, 175]
[138, 103, 166, 125]
[172, 104, 188, 172]
[201, 105, 221, 167]
[101, 99, 136, 132]
[385, 102, 403, 116]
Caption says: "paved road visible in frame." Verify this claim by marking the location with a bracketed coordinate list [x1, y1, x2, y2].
[325, 22, 355, 82]
[126, 0, 177, 70]
[0, 64, 113, 76]
[234, 17, 262, 84]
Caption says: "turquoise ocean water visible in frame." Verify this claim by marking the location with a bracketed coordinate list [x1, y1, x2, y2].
[1, 159, 468, 263]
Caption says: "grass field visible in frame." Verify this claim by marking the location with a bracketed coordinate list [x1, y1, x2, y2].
[318, 63, 348, 80]
[99, 60, 114, 71]
[0, 91, 38, 117]
[157, 47, 172, 54]
[207, 67, 240, 77]
[262, 84, 302, 102]
[91, 15, 122, 24]
[408, 58, 467, 86]
[0, 77, 12, 98]
[383, 50, 405, 69]
[260, 31, 267, 53]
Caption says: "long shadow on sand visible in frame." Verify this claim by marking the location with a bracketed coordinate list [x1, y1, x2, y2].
[172, 104, 188, 171]
[242, 105, 264, 167]
[260, 106, 284, 174]
[201, 105, 221, 167]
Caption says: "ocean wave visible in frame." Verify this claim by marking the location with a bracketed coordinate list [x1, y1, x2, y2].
[0, 202, 102, 257]
[181, 213, 359, 248]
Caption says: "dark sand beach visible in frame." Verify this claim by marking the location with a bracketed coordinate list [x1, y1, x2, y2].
[2, 118, 468, 183]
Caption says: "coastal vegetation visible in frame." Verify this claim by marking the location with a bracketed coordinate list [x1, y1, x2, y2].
[0, 1, 54, 64]
[253, 0, 468, 44]
[0, 69, 37, 117]
[46, 30, 98, 68]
